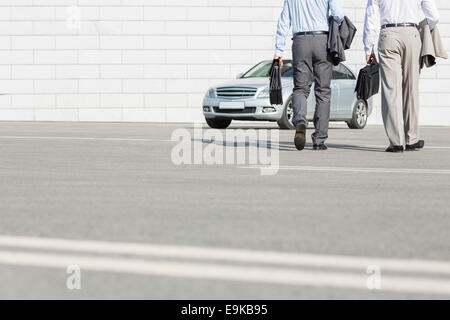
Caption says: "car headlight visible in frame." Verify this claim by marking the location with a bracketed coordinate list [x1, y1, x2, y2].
[257, 87, 270, 99]
[205, 88, 216, 98]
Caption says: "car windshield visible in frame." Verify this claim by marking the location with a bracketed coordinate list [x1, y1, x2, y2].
[241, 61, 356, 80]
[242, 61, 294, 78]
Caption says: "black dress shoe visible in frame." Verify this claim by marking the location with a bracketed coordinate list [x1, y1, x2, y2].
[406, 140, 425, 151]
[313, 144, 328, 151]
[294, 123, 307, 151]
[386, 146, 404, 153]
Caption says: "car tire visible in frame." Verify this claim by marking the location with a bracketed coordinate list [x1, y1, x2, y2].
[347, 99, 368, 129]
[277, 97, 295, 130]
[205, 118, 232, 129]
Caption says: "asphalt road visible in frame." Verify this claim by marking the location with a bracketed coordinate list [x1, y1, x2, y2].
[0, 121, 449, 300]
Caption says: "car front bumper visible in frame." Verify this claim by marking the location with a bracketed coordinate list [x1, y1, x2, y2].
[202, 97, 284, 122]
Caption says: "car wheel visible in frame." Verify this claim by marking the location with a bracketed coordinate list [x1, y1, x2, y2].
[205, 118, 232, 129]
[347, 100, 368, 129]
[277, 97, 295, 130]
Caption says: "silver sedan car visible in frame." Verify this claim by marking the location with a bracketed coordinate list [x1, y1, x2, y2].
[202, 60, 373, 130]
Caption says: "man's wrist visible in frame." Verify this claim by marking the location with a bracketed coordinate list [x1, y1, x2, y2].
[364, 48, 374, 56]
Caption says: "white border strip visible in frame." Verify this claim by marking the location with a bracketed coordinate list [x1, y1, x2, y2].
[1, 136, 449, 149]
[0, 236, 449, 275]
[0, 250, 450, 295]
[0, 136, 172, 142]
[240, 165, 450, 175]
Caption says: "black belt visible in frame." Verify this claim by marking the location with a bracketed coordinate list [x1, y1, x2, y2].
[381, 23, 418, 29]
[294, 31, 329, 36]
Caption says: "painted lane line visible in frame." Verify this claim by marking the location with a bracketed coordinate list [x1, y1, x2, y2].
[0, 236, 449, 275]
[239, 165, 450, 175]
[267, 143, 450, 150]
[0, 250, 449, 296]
[327, 144, 450, 150]
[1, 136, 449, 150]
[0, 136, 172, 143]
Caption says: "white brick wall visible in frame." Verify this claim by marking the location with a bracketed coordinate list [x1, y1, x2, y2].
[0, 0, 449, 125]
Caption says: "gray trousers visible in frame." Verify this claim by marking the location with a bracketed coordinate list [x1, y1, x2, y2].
[378, 27, 421, 147]
[292, 34, 332, 145]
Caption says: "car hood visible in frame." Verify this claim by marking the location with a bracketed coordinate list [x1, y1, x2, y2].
[213, 77, 292, 89]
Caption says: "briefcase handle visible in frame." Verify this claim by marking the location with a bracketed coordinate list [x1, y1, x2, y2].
[367, 56, 377, 65]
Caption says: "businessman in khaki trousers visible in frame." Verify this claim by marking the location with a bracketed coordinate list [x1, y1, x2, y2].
[364, 0, 439, 152]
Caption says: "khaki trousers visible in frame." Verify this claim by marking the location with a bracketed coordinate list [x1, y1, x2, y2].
[378, 27, 421, 147]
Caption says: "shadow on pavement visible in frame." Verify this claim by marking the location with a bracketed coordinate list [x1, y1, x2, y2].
[326, 143, 385, 152]
[278, 142, 386, 152]
[192, 139, 385, 153]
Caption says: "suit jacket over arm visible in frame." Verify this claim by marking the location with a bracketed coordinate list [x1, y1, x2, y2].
[419, 19, 448, 70]
[328, 16, 357, 66]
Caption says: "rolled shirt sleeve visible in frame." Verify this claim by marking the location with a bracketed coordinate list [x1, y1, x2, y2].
[363, 0, 380, 56]
[274, 0, 291, 57]
[329, 0, 345, 24]
[421, 0, 440, 29]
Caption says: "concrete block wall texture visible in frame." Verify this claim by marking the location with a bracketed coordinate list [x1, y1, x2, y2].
[0, 0, 449, 125]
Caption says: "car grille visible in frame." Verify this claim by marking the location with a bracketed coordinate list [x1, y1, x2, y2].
[216, 87, 257, 99]
[213, 107, 256, 114]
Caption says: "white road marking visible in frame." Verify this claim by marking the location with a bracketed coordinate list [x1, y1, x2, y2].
[274, 143, 450, 150]
[0, 250, 450, 295]
[421, 146, 450, 149]
[0, 136, 449, 149]
[240, 165, 450, 175]
[360, 144, 450, 150]
[251, 143, 450, 150]
[0, 236, 450, 275]
[0, 136, 172, 142]
[338, 144, 450, 150]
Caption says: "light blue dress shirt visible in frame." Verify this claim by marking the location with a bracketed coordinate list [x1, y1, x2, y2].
[275, 0, 345, 57]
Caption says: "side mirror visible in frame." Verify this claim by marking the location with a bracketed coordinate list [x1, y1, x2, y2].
[236, 73, 243, 79]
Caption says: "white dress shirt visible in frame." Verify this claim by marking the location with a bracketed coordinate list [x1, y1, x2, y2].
[363, 0, 440, 55]
[275, 0, 344, 57]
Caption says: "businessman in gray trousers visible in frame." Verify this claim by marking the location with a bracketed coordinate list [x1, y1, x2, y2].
[274, 0, 344, 151]
[364, 0, 440, 152]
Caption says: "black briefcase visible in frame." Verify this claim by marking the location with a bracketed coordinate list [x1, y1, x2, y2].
[355, 63, 380, 100]
[269, 59, 283, 105]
